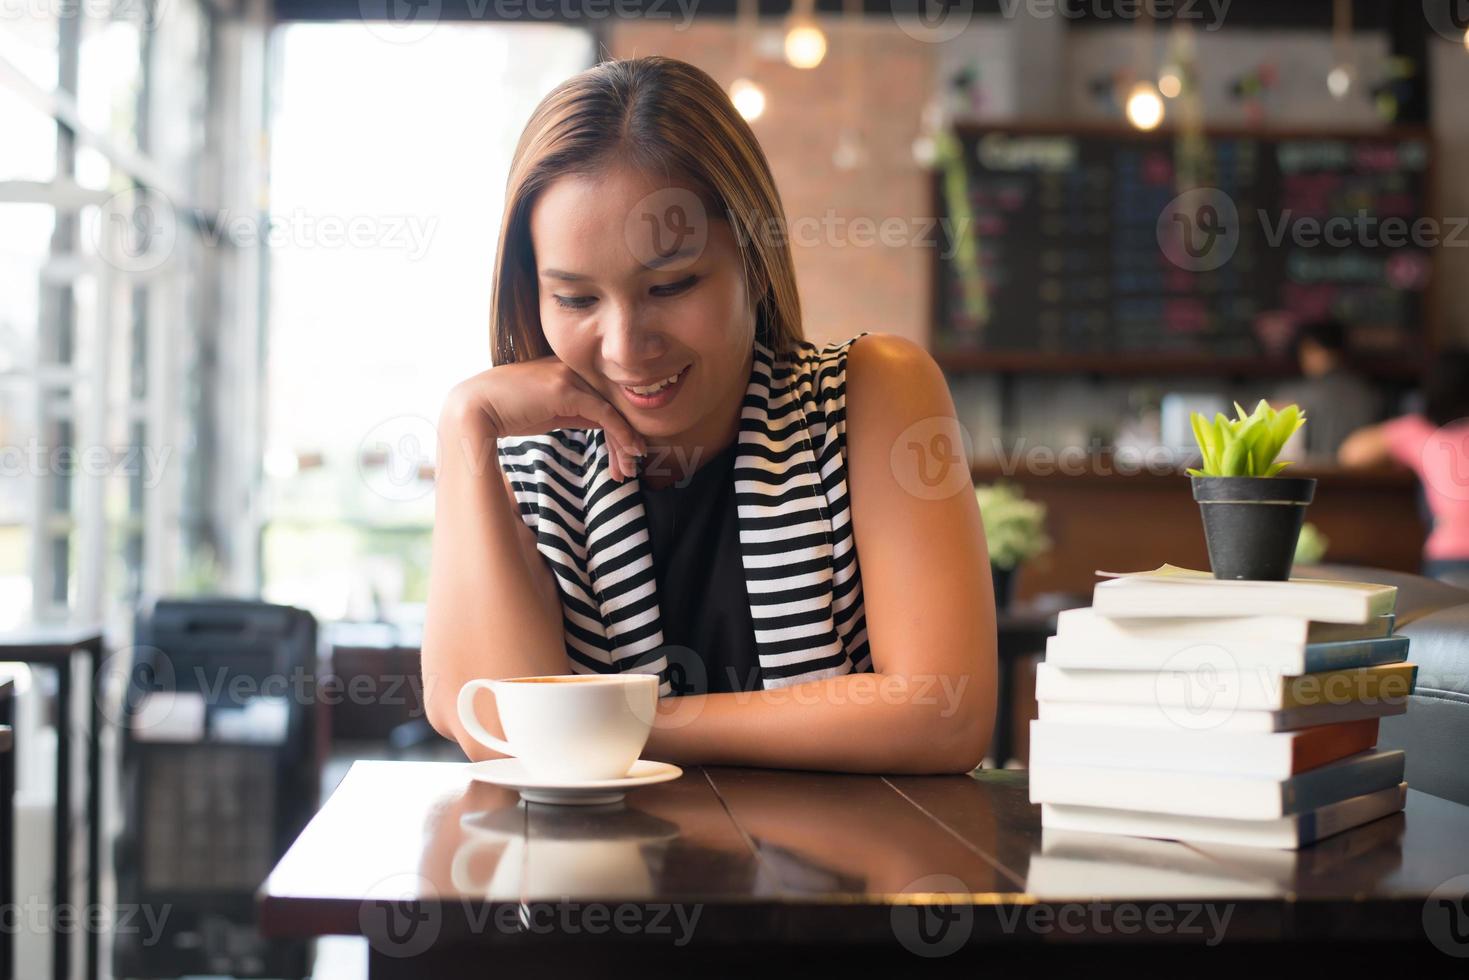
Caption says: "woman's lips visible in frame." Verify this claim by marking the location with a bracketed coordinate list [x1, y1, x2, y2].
[619, 364, 690, 410]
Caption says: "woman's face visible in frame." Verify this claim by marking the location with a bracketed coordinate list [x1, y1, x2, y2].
[530, 165, 756, 447]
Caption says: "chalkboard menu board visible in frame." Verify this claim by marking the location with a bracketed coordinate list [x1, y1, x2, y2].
[932, 126, 1433, 370]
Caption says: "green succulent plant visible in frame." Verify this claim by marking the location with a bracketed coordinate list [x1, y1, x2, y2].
[1188, 399, 1307, 478]
[975, 481, 1051, 570]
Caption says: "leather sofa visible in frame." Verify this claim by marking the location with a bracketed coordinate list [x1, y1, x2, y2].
[1311, 564, 1469, 806]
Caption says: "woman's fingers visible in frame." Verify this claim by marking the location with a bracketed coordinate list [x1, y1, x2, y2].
[565, 392, 644, 481]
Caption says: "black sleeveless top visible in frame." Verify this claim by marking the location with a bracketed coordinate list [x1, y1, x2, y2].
[640, 439, 763, 695]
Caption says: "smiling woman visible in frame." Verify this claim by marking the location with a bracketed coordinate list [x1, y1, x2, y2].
[420, 55, 998, 775]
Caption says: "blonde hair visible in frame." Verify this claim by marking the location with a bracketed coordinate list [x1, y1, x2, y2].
[490, 55, 804, 365]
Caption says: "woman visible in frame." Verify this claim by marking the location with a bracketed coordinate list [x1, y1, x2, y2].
[1338, 350, 1469, 586]
[421, 56, 997, 775]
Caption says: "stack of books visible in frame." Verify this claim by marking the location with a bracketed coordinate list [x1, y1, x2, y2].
[1028, 565, 1415, 849]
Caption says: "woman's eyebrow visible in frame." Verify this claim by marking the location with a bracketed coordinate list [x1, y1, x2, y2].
[539, 252, 699, 282]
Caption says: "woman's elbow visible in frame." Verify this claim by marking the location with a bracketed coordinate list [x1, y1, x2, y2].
[424, 686, 457, 745]
[421, 653, 477, 757]
[914, 676, 994, 774]
[937, 714, 991, 774]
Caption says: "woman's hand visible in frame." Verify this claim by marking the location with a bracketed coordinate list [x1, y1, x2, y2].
[447, 356, 648, 482]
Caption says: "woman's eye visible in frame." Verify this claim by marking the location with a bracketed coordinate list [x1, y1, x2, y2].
[651, 275, 698, 298]
[553, 294, 595, 311]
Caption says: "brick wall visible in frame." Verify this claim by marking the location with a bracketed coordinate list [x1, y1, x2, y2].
[609, 21, 938, 348]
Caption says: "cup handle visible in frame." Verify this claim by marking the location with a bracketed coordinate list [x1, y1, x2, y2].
[450, 836, 508, 894]
[457, 679, 515, 757]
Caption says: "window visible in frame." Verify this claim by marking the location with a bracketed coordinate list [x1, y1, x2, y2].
[261, 23, 593, 623]
[0, 0, 228, 630]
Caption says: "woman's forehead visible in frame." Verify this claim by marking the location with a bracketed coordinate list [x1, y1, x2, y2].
[532, 169, 729, 278]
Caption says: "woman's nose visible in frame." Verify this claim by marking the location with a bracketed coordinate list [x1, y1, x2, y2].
[602, 306, 668, 367]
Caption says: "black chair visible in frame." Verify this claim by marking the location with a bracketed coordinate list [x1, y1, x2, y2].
[114, 599, 322, 979]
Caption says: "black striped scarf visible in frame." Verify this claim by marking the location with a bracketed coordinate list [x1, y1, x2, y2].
[497, 337, 873, 695]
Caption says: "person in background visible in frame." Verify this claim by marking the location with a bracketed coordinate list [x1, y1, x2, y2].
[1338, 350, 1469, 587]
[1274, 318, 1381, 459]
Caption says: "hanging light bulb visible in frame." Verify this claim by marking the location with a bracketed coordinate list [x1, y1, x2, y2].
[1125, 82, 1165, 130]
[784, 14, 827, 69]
[1326, 64, 1353, 99]
[1158, 70, 1182, 99]
[729, 77, 767, 121]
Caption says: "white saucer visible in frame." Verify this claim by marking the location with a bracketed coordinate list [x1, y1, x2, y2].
[465, 758, 683, 805]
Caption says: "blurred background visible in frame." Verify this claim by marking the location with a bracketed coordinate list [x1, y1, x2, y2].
[2, 1, 1469, 977]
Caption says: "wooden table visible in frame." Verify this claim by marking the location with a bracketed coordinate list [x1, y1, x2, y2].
[258, 761, 1469, 975]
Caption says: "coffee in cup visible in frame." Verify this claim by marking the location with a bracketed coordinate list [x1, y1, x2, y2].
[456, 673, 658, 781]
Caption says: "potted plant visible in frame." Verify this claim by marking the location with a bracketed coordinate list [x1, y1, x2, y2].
[1294, 522, 1329, 567]
[975, 482, 1051, 609]
[1188, 400, 1313, 581]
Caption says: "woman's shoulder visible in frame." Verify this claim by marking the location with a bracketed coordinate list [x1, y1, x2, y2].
[783, 332, 939, 385]
[844, 333, 947, 404]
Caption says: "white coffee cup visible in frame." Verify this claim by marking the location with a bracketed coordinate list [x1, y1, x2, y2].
[456, 673, 659, 781]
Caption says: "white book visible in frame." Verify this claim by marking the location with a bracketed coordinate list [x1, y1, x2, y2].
[1028, 718, 1381, 778]
[1027, 748, 1405, 819]
[1048, 607, 1403, 674]
[1056, 606, 1395, 646]
[1037, 697, 1407, 732]
[1040, 782, 1408, 850]
[1035, 661, 1416, 711]
[1091, 565, 1398, 625]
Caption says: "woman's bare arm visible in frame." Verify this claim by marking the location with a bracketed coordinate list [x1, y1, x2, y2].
[640, 334, 997, 774]
[421, 358, 647, 761]
[420, 392, 569, 761]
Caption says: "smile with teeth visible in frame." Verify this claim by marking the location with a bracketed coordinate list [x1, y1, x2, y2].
[627, 372, 682, 395]
[621, 365, 689, 402]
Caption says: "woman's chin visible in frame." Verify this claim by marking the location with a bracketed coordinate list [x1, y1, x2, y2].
[622, 410, 688, 441]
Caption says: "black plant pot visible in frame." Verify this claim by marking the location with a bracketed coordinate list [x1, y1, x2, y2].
[991, 563, 1017, 610]
[1191, 475, 1316, 581]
